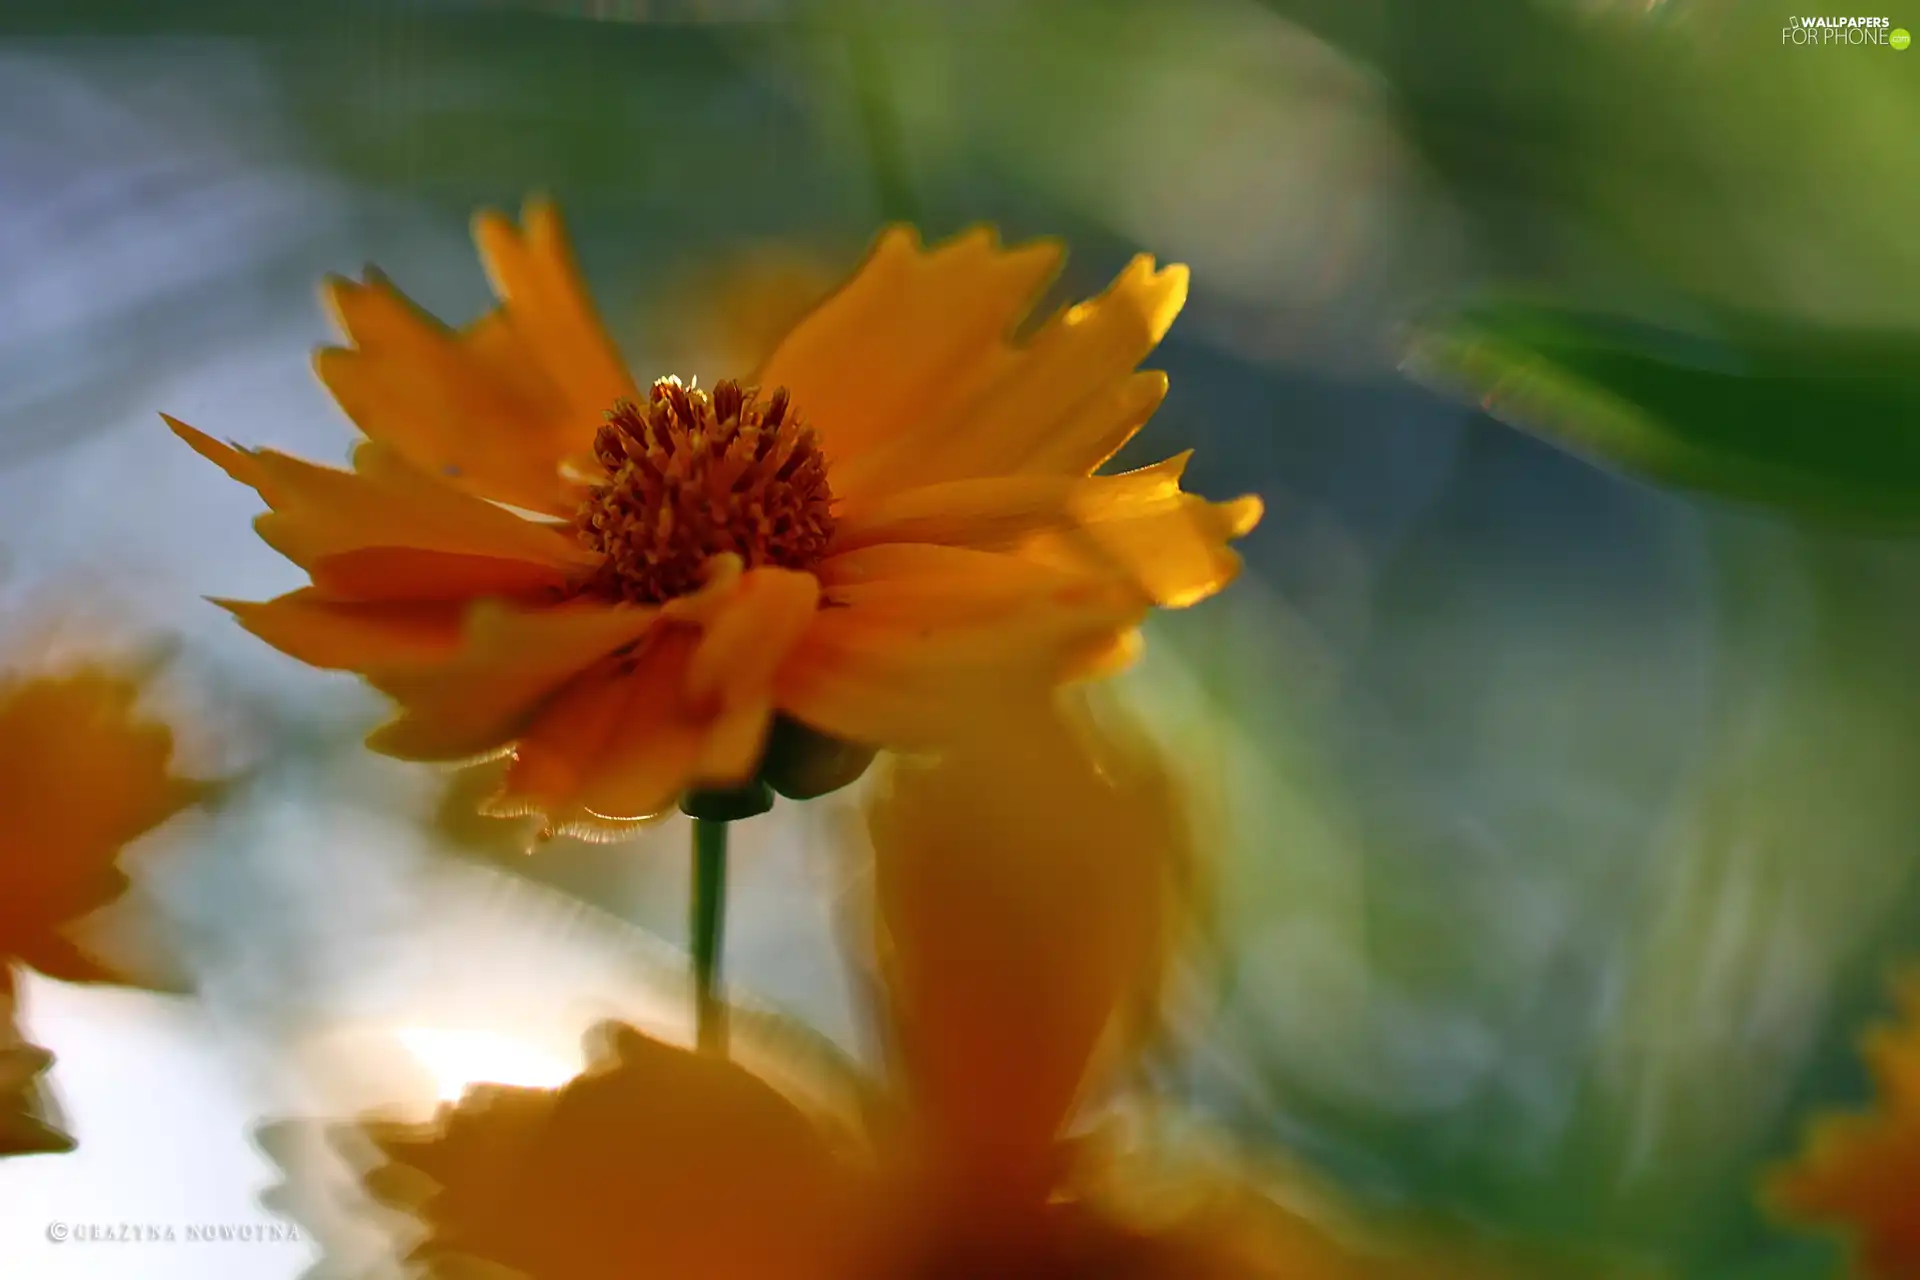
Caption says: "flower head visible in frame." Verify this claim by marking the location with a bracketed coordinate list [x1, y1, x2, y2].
[169, 199, 1260, 834]
[335, 699, 1376, 1278]
[576, 380, 837, 603]
[1769, 973, 1920, 1278]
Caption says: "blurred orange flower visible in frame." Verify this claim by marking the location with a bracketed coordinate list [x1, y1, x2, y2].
[1769, 973, 1920, 1278]
[0, 665, 206, 988]
[0, 661, 209, 1156]
[168, 199, 1260, 834]
[342, 701, 1380, 1278]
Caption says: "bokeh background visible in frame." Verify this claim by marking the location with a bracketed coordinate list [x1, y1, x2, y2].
[3, 1, 1919, 1276]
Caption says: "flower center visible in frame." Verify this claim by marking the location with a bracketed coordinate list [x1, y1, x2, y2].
[576, 377, 836, 604]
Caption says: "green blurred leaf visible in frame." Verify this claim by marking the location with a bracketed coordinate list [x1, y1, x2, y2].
[1266, 0, 1920, 320]
[1406, 303, 1920, 527]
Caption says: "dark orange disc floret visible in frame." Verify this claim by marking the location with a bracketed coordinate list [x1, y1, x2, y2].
[576, 377, 836, 604]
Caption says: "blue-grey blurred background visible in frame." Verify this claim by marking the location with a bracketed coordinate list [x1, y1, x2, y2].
[3, 1, 1919, 1276]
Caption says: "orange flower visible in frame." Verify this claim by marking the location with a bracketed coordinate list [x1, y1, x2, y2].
[1769, 974, 1920, 1278]
[168, 199, 1260, 833]
[0, 660, 208, 1157]
[339, 700, 1385, 1278]
[0, 665, 206, 988]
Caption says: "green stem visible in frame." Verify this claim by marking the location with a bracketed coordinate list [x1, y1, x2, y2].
[691, 816, 729, 1056]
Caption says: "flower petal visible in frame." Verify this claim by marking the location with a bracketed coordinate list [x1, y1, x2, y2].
[814, 542, 1134, 623]
[1769, 973, 1920, 1279]
[315, 283, 577, 517]
[832, 474, 1084, 553]
[1771, 1112, 1920, 1279]
[1021, 368, 1170, 476]
[832, 254, 1188, 497]
[1864, 977, 1920, 1109]
[314, 198, 635, 515]
[489, 631, 693, 828]
[774, 546, 1143, 748]
[686, 568, 821, 707]
[865, 698, 1189, 1205]
[755, 227, 1062, 481]
[1036, 487, 1265, 610]
[471, 197, 636, 437]
[493, 623, 767, 829]
[658, 553, 747, 627]
[216, 591, 467, 670]
[360, 1022, 864, 1280]
[489, 659, 653, 832]
[0, 667, 205, 986]
[481, 570, 820, 828]
[364, 600, 659, 762]
[310, 548, 572, 603]
[696, 699, 777, 786]
[565, 629, 711, 820]
[678, 568, 822, 788]
[832, 455, 1262, 609]
[167, 416, 593, 573]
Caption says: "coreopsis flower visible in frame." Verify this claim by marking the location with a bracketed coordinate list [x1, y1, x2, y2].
[330, 700, 1389, 1279]
[1769, 973, 1920, 1278]
[168, 199, 1260, 834]
[0, 661, 209, 1155]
